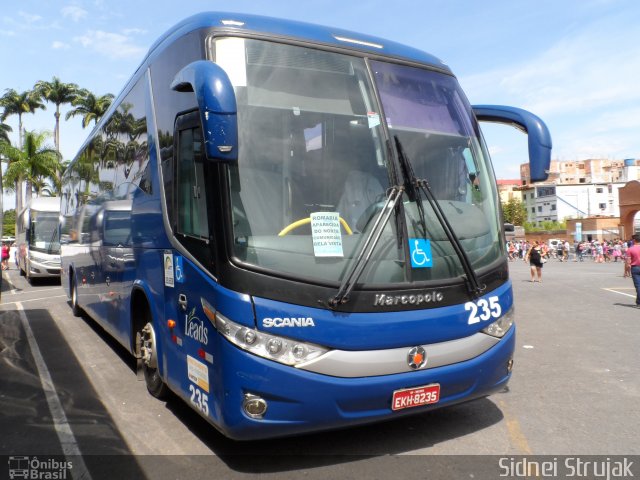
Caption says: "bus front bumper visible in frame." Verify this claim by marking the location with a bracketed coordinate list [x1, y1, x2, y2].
[209, 325, 515, 440]
[27, 257, 61, 277]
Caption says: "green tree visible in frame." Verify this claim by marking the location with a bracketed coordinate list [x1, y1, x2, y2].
[66, 89, 114, 128]
[34, 77, 81, 154]
[0, 118, 13, 215]
[0, 88, 45, 148]
[0, 118, 11, 144]
[0, 89, 45, 213]
[502, 198, 527, 226]
[2, 209, 16, 236]
[1, 130, 61, 214]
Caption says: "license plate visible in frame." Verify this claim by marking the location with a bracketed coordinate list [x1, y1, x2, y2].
[391, 384, 440, 411]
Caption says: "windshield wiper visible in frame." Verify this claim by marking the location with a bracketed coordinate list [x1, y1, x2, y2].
[47, 227, 58, 254]
[328, 185, 404, 308]
[394, 136, 485, 298]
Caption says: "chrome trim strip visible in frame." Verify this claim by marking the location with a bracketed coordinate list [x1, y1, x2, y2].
[296, 332, 500, 378]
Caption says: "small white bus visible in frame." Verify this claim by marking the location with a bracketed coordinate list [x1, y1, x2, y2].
[16, 197, 61, 282]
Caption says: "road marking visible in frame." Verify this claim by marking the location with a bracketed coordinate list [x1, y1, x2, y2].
[603, 287, 636, 299]
[5, 286, 63, 295]
[1, 294, 67, 306]
[17, 302, 92, 480]
[498, 399, 533, 454]
[1, 270, 18, 294]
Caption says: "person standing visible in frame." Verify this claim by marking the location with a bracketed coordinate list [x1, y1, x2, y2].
[622, 241, 631, 277]
[1, 242, 9, 270]
[526, 240, 544, 282]
[626, 235, 640, 307]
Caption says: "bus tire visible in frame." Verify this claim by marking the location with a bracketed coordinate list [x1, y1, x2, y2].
[26, 263, 36, 285]
[70, 275, 82, 317]
[139, 321, 168, 399]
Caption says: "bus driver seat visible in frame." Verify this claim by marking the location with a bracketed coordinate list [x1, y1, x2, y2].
[335, 126, 385, 231]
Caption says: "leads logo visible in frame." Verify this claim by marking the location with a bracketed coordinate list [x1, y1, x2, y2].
[185, 307, 208, 344]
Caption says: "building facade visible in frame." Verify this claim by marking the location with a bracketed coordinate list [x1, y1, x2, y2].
[520, 158, 640, 186]
[497, 179, 523, 205]
[512, 158, 640, 226]
[520, 183, 624, 225]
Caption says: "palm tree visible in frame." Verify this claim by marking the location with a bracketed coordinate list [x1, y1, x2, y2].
[0, 119, 10, 226]
[0, 118, 12, 211]
[0, 118, 11, 144]
[34, 77, 81, 154]
[48, 159, 70, 196]
[0, 88, 45, 148]
[0, 89, 45, 212]
[65, 89, 114, 128]
[1, 130, 61, 214]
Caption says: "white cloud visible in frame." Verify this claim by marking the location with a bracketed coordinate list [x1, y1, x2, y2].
[122, 28, 147, 35]
[52, 40, 70, 50]
[18, 11, 43, 24]
[62, 6, 88, 22]
[462, 12, 640, 163]
[73, 29, 146, 60]
[464, 30, 640, 118]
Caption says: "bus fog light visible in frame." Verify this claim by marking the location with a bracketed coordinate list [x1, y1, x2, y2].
[243, 394, 267, 418]
[507, 358, 514, 373]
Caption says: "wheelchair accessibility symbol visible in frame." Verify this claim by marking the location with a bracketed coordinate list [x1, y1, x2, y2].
[174, 256, 185, 283]
[409, 238, 433, 268]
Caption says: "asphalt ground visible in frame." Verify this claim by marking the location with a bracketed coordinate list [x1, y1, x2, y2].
[1, 258, 639, 479]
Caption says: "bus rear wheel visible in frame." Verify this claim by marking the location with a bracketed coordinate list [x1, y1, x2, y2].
[139, 322, 168, 399]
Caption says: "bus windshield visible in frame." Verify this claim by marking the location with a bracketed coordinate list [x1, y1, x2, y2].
[216, 38, 501, 285]
[29, 211, 61, 254]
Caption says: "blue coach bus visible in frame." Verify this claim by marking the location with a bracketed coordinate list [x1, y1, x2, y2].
[60, 12, 551, 440]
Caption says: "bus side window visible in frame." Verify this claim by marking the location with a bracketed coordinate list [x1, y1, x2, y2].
[173, 111, 214, 268]
[176, 115, 209, 240]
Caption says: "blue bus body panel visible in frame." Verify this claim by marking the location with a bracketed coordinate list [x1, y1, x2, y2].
[252, 281, 513, 350]
[158, 254, 514, 440]
[147, 12, 451, 74]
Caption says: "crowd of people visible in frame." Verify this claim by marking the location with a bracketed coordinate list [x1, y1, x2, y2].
[507, 238, 632, 264]
[507, 238, 636, 282]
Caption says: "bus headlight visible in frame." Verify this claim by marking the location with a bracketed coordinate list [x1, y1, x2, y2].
[482, 307, 514, 338]
[201, 298, 329, 366]
[28, 251, 46, 263]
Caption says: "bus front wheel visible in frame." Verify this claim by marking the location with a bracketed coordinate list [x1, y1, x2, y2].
[139, 322, 168, 399]
[70, 275, 82, 317]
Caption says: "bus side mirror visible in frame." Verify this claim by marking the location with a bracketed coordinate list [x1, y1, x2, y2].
[473, 105, 552, 182]
[171, 60, 238, 162]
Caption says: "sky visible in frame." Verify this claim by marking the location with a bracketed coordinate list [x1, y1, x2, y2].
[2, 0, 640, 210]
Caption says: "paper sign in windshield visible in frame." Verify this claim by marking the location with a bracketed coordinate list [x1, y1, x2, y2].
[311, 212, 344, 257]
[367, 112, 380, 128]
